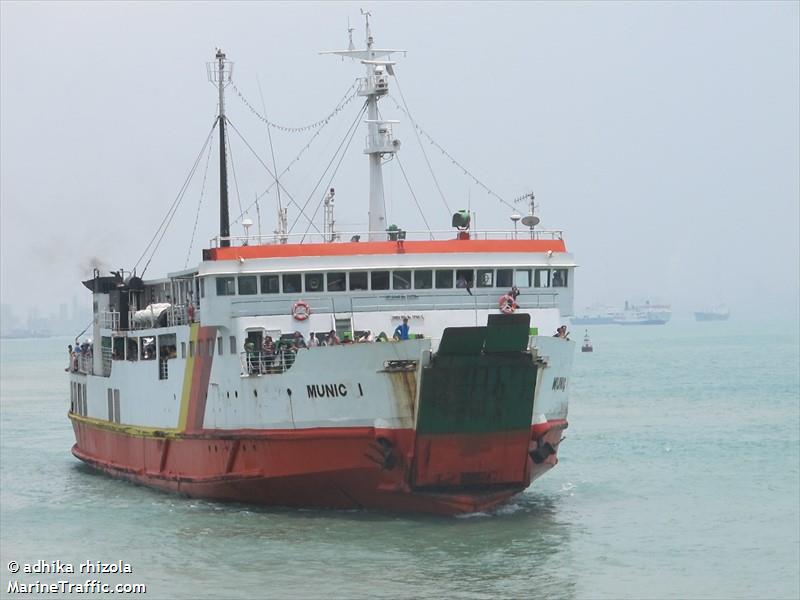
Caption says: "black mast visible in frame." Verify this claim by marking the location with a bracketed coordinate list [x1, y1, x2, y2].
[214, 49, 231, 248]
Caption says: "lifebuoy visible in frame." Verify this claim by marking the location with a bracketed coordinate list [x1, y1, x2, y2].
[499, 294, 518, 314]
[292, 301, 311, 321]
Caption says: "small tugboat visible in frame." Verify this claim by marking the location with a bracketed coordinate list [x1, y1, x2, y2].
[581, 330, 593, 353]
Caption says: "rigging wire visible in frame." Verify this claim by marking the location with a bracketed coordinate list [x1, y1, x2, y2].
[256, 77, 283, 218]
[224, 118, 322, 234]
[395, 154, 434, 239]
[289, 100, 369, 234]
[387, 93, 517, 212]
[230, 84, 361, 226]
[391, 71, 451, 216]
[231, 80, 359, 132]
[134, 119, 218, 276]
[184, 128, 216, 267]
[299, 101, 366, 243]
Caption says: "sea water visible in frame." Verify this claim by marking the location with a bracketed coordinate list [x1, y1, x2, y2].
[1, 320, 798, 599]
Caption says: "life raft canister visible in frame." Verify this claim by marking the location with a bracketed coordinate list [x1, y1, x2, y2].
[292, 300, 311, 321]
[499, 294, 518, 314]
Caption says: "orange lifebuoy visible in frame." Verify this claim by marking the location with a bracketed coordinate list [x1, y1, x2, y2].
[292, 300, 311, 321]
[499, 294, 518, 314]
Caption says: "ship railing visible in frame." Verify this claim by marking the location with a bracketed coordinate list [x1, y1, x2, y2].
[230, 292, 560, 318]
[239, 350, 297, 376]
[101, 347, 112, 377]
[76, 353, 93, 375]
[210, 228, 564, 248]
[348, 292, 559, 313]
[166, 304, 190, 327]
[97, 311, 120, 330]
[127, 305, 197, 331]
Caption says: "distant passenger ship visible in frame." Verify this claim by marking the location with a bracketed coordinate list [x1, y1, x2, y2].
[571, 304, 616, 325]
[615, 301, 671, 325]
[695, 305, 730, 321]
[572, 300, 671, 326]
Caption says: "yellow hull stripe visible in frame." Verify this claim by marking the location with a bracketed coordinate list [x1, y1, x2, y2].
[69, 412, 181, 438]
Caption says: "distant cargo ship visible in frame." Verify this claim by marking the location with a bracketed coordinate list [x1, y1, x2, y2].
[695, 305, 730, 321]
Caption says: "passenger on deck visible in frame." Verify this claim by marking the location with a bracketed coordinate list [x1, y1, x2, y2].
[66, 345, 73, 371]
[307, 332, 319, 348]
[553, 325, 570, 340]
[293, 331, 307, 349]
[327, 330, 340, 346]
[393, 317, 410, 341]
[358, 331, 373, 343]
[261, 336, 275, 373]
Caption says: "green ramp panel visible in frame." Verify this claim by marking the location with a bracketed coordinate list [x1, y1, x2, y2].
[416, 353, 537, 435]
[437, 326, 487, 356]
[484, 313, 531, 353]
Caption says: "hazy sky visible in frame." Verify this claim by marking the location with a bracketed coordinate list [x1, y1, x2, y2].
[1, 1, 798, 321]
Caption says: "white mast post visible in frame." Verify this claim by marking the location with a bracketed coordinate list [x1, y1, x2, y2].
[320, 11, 404, 241]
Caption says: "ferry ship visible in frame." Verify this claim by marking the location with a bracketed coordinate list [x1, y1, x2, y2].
[614, 300, 671, 325]
[571, 304, 617, 325]
[67, 18, 577, 515]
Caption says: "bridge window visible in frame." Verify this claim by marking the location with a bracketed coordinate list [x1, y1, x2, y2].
[112, 337, 125, 360]
[158, 334, 177, 360]
[534, 269, 550, 288]
[455, 269, 474, 289]
[283, 274, 301, 294]
[552, 269, 568, 287]
[414, 270, 432, 289]
[393, 270, 412, 290]
[238, 276, 257, 295]
[371, 271, 390, 291]
[435, 269, 453, 289]
[189, 341, 195, 357]
[477, 269, 494, 287]
[126, 338, 138, 361]
[260, 274, 279, 294]
[141, 337, 156, 360]
[305, 273, 324, 293]
[216, 277, 236, 296]
[327, 272, 346, 292]
[349, 271, 368, 291]
[515, 269, 532, 287]
[497, 269, 513, 288]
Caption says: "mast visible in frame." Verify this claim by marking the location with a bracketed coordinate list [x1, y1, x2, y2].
[208, 50, 233, 247]
[321, 12, 404, 240]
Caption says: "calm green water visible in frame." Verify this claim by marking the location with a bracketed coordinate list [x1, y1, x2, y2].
[1, 320, 798, 599]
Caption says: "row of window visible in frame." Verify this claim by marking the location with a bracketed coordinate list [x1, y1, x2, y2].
[214, 268, 569, 297]
[112, 334, 237, 362]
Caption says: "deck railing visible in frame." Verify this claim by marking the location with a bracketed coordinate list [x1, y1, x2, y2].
[210, 228, 563, 248]
[240, 350, 297, 376]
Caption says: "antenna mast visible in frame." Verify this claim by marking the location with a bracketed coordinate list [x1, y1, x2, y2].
[207, 50, 233, 247]
[321, 12, 404, 240]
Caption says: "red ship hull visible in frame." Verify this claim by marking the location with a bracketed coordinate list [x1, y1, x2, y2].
[70, 416, 567, 515]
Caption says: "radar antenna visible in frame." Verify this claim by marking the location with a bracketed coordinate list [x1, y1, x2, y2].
[514, 191, 540, 238]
